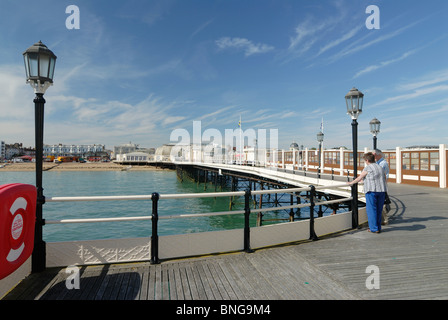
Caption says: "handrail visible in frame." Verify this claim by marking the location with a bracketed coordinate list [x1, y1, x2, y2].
[46, 194, 153, 202]
[45, 183, 351, 203]
[45, 216, 152, 224]
[160, 191, 245, 199]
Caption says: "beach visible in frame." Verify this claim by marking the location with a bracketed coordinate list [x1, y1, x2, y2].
[0, 162, 168, 172]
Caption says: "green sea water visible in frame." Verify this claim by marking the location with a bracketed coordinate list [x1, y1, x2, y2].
[0, 169, 303, 242]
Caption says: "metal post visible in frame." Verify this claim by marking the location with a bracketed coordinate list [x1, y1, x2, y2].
[352, 119, 359, 229]
[151, 192, 160, 264]
[289, 194, 294, 222]
[318, 141, 322, 178]
[309, 185, 318, 241]
[373, 136, 377, 150]
[244, 189, 253, 253]
[32, 93, 46, 273]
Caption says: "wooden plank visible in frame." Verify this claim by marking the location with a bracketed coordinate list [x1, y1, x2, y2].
[147, 265, 156, 300]
[124, 271, 141, 300]
[69, 266, 98, 300]
[246, 249, 304, 300]
[28, 270, 63, 300]
[191, 262, 209, 299]
[82, 266, 110, 300]
[116, 270, 132, 299]
[179, 264, 192, 300]
[154, 264, 162, 300]
[37, 270, 67, 300]
[218, 256, 257, 299]
[215, 258, 246, 299]
[200, 262, 221, 300]
[94, 266, 116, 300]
[167, 266, 178, 300]
[195, 262, 217, 300]
[207, 259, 236, 300]
[173, 264, 185, 300]
[184, 262, 201, 299]
[138, 269, 150, 300]
[230, 254, 280, 300]
[161, 263, 170, 300]
[44, 270, 72, 300]
[104, 267, 126, 300]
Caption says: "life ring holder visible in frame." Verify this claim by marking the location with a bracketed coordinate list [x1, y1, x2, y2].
[0, 184, 37, 280]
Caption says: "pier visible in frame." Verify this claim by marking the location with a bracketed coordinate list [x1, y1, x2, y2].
[3, 182, 448, 300]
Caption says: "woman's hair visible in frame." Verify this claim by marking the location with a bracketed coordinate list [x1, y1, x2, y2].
[363, 152, 375, 163]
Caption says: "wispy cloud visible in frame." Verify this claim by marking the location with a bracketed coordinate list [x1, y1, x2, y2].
[328, 18, 426, 64]
[191, 19, 214, 38]
[353, 49, 417, 78]
[197, 105, 238, 122]
[215, 37, 274, 57]
[41, 93, 189, 146]
[279, 17, 335, 63]
[278, 1, 354, 64]
[140, 0, 175, 26]
[317, 25, 363, 57]
[371, 68, 448, 108]
[397, 68, 448, 91]
[288, 18, 324, 51]
[375, 85, 448, 107]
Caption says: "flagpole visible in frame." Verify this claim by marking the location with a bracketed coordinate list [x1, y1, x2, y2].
[321, 117, 324, 171]
[239, 115, 242, 165]
[321, 117, 324, 149]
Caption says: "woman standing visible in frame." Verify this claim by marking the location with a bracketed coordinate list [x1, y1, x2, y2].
[348, 152, 387, 233]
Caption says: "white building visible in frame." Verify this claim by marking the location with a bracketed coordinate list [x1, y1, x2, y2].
[0, 141, 5, 160]
[115, 152, 151, 163]
[114, 142, 139, 156]
[44, 144, 105, 157]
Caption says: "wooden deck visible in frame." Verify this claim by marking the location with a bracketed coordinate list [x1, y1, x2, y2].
[3, 183, 448, 300]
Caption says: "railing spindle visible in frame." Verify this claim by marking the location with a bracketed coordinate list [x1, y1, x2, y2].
[151, 192, 160, 264]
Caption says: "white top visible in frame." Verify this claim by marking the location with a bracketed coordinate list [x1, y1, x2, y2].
[363, 163, 387, 193]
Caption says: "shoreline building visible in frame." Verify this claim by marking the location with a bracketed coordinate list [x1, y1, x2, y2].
[43, 143, 108, 161]
[0, 141, 5, 160]
[4, 143, 35, 161]
[113, 142, 156, 163]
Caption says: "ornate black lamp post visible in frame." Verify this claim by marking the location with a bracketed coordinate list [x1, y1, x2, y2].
[345, 87, 363, 228]
[369, 118, 381, 149]
[316, 131, 324, 178]
[23, 41, 57, 272]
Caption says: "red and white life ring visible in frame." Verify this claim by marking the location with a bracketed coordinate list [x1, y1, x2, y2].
[0, 184, 37, 280]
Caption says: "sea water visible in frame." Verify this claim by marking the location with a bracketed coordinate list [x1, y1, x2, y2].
[0, 170, 298, 242]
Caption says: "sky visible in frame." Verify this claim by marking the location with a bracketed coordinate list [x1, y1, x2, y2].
[1, 0, 448, 152]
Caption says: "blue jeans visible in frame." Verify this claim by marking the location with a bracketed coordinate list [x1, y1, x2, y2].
[365, 192, 386, 232]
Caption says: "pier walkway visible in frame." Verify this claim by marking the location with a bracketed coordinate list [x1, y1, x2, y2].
[3, 183, 448, 300]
